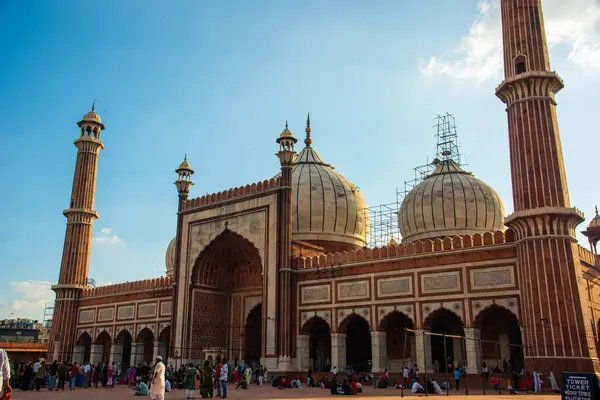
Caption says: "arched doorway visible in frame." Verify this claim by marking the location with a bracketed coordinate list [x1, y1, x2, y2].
[95, 331, 112, 363]
[116, 330, 133, 368]
[424, 309, 465, 372]
[76, 332, 92, 364]
[340, 314, 371, 372]
[380, 311, 414, 369]
[137, 328, 154, 364]
[190, 229, 263, 361]
[244, 304, 261, 365]
[158, 326, 171, 361]
[475, 305, 523, 373]
[301, 316, 331, 372]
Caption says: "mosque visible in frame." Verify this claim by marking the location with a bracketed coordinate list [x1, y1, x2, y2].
[48, 0, 600, 376]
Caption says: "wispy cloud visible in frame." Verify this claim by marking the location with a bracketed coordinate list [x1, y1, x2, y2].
[420, 0, 600, 82]
[7, 280, 54, 320]
[94, 228, 124, 246]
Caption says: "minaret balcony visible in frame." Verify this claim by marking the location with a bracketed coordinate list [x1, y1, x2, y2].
[495, 71, 564, 106]
[63, 208, 99, 224]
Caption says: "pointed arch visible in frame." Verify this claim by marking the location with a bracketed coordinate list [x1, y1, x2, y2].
[301, 316, 331, 372]
[76, 332, 92, 364]
[136, 328, 154, 364]
[380, 311, 415, 363]
[339, 313, 371, 372]
[192, 229, 262, 289]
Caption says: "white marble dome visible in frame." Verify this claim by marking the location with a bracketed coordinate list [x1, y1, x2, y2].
[289, 138, 369, 252]
[165, 237, 176, 277]
[399, 159, 505, 243]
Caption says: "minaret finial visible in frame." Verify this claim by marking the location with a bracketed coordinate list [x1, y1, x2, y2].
[184, 153, 187, 162]
[304, 112, 312, 147]
[91, 99, 96, 112]
[285, 119, 289, 130]
[596, 205, 599, 216]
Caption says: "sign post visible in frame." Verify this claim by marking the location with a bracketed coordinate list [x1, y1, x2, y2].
[562, 372, 599, 400]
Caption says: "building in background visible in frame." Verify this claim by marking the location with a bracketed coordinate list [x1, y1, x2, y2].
[1, 319, 49, 362]
[47, 0, 599, 376]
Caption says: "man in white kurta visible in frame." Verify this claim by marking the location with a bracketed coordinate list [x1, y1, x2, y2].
[150, 356, 166, 400]
[533, 369, 542, 393]
[0, 349, 11, 398]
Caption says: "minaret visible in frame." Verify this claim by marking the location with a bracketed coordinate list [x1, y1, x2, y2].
[48, 105, 105, 362]
[170, 156, 194, 363]
[276, 119, 297, 369]
[496, 1, 598, 373]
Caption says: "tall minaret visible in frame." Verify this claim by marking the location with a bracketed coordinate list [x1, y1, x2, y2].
[276, 119, 297, 370]
[48, 105, 105, 362]
[496, 1, 598, 373]
[170, 156, 194, 363]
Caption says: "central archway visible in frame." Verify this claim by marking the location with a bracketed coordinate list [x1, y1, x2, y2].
[340, 314, 371, 372]
[137, 328, 154, 364]
[190, 229, 263, 361]
[244, 304, 262, 365]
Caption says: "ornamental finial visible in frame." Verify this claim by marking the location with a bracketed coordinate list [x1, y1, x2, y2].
[304, 112, 312, 147]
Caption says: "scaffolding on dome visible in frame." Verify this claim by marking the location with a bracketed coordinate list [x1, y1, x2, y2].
[362, 113, 468, 249]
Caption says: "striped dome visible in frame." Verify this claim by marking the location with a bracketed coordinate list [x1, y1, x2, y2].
[399, 159, 505, 242]
[290, 140, 368, 252]
[165, 237, 176, 277]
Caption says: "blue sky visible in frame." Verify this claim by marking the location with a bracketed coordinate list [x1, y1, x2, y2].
[1, 0, 599, 320]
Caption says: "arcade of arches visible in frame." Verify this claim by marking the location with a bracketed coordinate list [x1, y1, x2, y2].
[296, 306, 521, 373]
[72, 326, 171, 368]
[190, 229, 263, 364]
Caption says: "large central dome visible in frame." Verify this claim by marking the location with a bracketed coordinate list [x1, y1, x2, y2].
[399, 159, 505, 243]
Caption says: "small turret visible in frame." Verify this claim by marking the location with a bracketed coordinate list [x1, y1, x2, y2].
[175, 155, 194, 201]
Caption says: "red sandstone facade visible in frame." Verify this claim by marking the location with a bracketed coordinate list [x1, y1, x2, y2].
[48, 0, 600, 377]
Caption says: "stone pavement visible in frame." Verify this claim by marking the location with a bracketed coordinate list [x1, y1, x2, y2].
[9, 385, 560, 400]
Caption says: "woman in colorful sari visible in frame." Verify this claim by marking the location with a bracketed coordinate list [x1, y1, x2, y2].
[127, 366, 136, 388]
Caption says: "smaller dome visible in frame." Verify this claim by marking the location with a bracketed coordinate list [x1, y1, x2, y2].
[82, 110, 102, 124]
[165, 237, 176, 277]
[178, 155, 193, 171]
[278, 121, 295, 141]
[399, 159, 505, 242]
[589, 206, 600, 228]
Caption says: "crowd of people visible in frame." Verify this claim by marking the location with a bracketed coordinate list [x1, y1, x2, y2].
[0, 346, 572, 399]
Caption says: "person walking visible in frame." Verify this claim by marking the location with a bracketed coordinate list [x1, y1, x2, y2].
[453, 368, 461, 391]
[149, 356, 166, 400]
[70, 363, 79, 391]
[219, 359, 228, 399]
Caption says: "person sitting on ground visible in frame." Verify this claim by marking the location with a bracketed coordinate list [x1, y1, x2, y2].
[431, 379, 443, 394]
[291, 376, 301, 388]
[411, 379, 425, 394]
[319, 376, 330, 389]
[330, 378, 339, 395]
[341, 379, 353, 395]
[134, 380, 148, 396]
[350, 380, 360, 394]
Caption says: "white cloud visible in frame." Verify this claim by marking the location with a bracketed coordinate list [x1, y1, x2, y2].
[421, 0, 600, 81]
[94, 228, 124, 246]
[7, 280, 54, 321]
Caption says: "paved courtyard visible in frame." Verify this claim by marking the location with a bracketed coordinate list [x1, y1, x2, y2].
[9, 385, 561, 400]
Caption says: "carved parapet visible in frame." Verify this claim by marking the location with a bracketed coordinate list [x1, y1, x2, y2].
[495, 71, 563, 106]
[578, 245, 597, 266]
[74, 136, 104, 153]
[81, 276, 174, 298]
[63, 208, 99, 224]
[504, 207, 585, 241]
[295, 230, 513, 269]
[182, 177, 281, 211]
